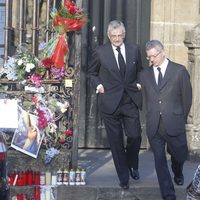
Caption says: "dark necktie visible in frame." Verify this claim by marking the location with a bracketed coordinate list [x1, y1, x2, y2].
[116, 47, 126, 77]
[157, 67, 163, 85]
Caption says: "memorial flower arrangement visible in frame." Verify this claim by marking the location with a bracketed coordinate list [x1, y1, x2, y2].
[29, 93, 73, 164]
[0, 0, 87, 82]
[0, 45, 45, 87]
[0, 0, 85, 164]
[52, 0, 87, 33]
[40, 0, 87, 79]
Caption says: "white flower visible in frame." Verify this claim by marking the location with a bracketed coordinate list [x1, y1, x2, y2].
[25, 63, 35, 72]
[17, 59, 23, 66]
[61, 102, 69, 113]
[47, 122, 57, 133]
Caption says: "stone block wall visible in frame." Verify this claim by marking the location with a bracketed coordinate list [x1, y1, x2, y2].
[184, 24, 200, 160]
[151, 0, 200, 67]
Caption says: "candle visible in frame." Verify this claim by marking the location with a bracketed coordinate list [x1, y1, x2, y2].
[80, 168, 86, 185]
[13, 174, 19, 186]
[34, 186, 40, 200]
[27, 170, 33, 185]
[69, 169, 75, 186]
[16, 173, 23, 186]
[9, 172, 15, 186]
[63, 169, 69, 185]
[45, 188, 51, 200]
[34, 171, 40, 185]
[57, 169, 63, 185]
[17, 194, 23, 200]
[75, 169, 81, 185]
[51, 171, 57, 185]
[45, 171, 51, 185]
[40, 187, 45, 200]
[40, 171, 45, 185]
[22, 171, 26, 185]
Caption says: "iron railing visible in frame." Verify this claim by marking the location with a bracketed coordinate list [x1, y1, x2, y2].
[2, 0, 82, 169]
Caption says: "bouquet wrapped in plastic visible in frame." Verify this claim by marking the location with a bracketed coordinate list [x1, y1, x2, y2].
[1, 44, 45, 86]
[52, 0, 87, 33]
[41, 0, 87, 74]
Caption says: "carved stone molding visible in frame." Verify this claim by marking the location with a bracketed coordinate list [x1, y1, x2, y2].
[185, 24, 200, 48]
[185, 24, 200, 160]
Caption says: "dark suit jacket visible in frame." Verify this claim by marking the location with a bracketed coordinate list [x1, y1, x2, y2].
[139, 60, 192, 139]
[88, 42, 143, 114]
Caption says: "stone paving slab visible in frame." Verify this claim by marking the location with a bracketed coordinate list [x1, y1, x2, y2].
[76, 149, 199, 200]
[57, 186, 187, 200]
[8, 149, 200, 200]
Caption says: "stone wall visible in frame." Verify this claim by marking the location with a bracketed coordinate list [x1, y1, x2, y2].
[151, 0, 200, 67]
[150, 0, 200, 159]
[184, 24, 200, 160]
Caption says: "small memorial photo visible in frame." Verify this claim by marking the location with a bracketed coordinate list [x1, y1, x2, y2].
[11, 106, 44, 158]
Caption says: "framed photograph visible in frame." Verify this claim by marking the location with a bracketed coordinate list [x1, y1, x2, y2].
[11, 106, 44, 158]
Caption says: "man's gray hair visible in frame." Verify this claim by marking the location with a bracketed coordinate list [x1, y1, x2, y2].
[107, 20, 126, 34]
[145, 40, 164, 52]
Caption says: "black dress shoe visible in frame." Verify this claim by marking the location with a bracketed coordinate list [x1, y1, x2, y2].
[119, 183, 129, 189]
[174, 175, 184, 186]
[129, 168, 140, 180]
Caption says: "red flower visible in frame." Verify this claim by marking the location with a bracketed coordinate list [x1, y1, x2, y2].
[65, 129, 73, 136]
[37, 109, 48, 130]
[32, 96, 38, 104]
[42, 58, 53, 68]
[69, 6, 75, 15]
[59, 138, 65, 143]
[42, 139, 46, 144]
[64, 0, 75, 9]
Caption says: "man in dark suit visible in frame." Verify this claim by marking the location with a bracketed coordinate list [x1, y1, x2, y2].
[139, 40, 192, 200]
[88, 20, 143, 189]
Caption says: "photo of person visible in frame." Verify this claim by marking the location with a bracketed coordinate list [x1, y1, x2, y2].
[11, 106, 44, 158]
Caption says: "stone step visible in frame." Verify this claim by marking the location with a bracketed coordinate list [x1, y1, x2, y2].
[56, 185, 186, 200]
[8, 149, 199, 200]
[9, 185, 187, 200]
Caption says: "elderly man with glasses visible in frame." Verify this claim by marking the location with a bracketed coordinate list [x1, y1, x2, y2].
[139, 40, 192, 200]
[88, 20, 143, 189]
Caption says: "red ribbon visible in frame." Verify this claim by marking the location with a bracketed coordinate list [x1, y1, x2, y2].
[51, 34, 68, 68]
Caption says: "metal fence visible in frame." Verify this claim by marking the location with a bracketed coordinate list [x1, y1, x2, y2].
[2, 0, 81, 169]
[4, 0, 62, 60]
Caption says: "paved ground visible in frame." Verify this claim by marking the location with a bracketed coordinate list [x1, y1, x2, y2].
[9, 149, 200, 200]
[77, 149, 199, 199]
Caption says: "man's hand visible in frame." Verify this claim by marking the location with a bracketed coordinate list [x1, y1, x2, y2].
[136, 83, 142, 90]
[96, 84, 105, 93]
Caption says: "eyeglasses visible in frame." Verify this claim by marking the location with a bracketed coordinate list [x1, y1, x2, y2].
[146, 51, 161, 60]
[110, 34, 124, 40]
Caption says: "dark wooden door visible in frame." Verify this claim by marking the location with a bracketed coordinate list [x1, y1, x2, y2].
[79, 0, 151, 148]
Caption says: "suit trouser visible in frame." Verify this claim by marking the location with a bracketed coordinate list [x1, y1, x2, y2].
[101, 99, 141, 184]
[149, 117, 187, 200]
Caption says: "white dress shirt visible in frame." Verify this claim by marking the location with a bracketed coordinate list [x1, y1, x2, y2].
[96, 43, 127, 93]
[112, 43, 126, 69]
[153, 58, 168, 84]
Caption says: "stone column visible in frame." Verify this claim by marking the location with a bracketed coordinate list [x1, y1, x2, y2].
[184, 24, 200, 160]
